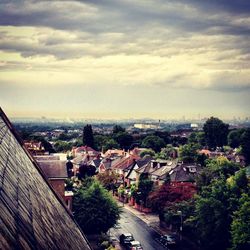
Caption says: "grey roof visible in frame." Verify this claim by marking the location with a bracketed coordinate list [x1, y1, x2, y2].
[0, 108, 91, 250]
[36, 160, 68, 179]
[151, 160, 178, 178]
[169, 163, 201, 182]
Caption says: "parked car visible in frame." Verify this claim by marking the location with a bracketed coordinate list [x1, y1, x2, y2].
[119, 233, 135, 246]
[126, 240, 143, 250]
[159, 234, 178, 247]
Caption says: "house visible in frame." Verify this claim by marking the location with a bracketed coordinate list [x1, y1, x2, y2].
[126, 156, 152, 185]
[72, 145, 100, 158]
[169, 163, 201, 183]
[151, 160, 178, 185]
[0, 108, 91, 249]
[88, 158, 102, 172]
[34, 157, 67, 198]
[103, 149, 126, 158]
[24, 140, 45, 155]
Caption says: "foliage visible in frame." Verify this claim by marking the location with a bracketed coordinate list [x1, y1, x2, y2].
[156, 145, 177, 160]
[188, 132, 205, 146]
[114, 132, 133, 150]
[83, 124, 94, 148]
[139, 148, 156, 158]
[78, 164, 96, 179]
[54, 140, 72, 152]
[240, 128, 250, 165]
[73, 181, 121, 234]
[228, 129, 245, 148]
[96, 171, 119, 191]
[154, 131, 171, 144]
[148, 183, 196, 212]
[190, 169, 249, 250]
[162, 199, 195, 230]
[113, 125, 125, 134]
[203, 117, 229, 149]
[135, 174, 154, 207]
[193, 178, 231, 250]
[141, 135, 165, 152]
[179, 143, 200, 163]
[230, 194, 250, 250]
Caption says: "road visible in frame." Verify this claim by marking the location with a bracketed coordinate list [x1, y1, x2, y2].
[110, 207, 166, 250]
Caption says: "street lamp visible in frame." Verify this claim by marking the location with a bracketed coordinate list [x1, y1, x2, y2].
[177, 210, 183, 242]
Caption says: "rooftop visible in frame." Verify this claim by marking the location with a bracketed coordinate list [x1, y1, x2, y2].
[0, 108, 91, 250]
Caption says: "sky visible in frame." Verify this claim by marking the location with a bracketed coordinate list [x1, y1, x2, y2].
[0, 0, 250, 120]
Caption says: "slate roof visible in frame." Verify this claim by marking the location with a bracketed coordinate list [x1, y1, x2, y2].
[0, 108, 91, 250]
[169, 163, 201, 182]
[35, 160, 68, 179]
[151, 160, 178, 178]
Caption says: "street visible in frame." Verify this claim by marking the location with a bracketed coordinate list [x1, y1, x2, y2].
[110, 207, 166, 250]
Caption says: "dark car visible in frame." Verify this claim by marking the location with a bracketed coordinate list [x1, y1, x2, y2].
[126, 240, 143, 250]
[159, 234, 178, 247]
[119, 233, 135, 246]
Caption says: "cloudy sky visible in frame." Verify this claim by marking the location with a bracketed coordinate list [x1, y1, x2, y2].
[0, 0, 250, 119]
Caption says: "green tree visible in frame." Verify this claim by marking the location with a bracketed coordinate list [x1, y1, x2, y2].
[203, 117, 229, 149]
[114, 132, 133, 150]
[113, 125, 125, 134]
[157, 145, 177, 159]
[231, 194, 250, 250]
[83, 124, 94, 148]
[141, 135, 165, 152]
[179, 143, 200, 163]
[194, 179, 231, 250]
[96, 171, 119, 191]
[136, 174, 154, 207]
[73, 181, 121, 234]
[139, 148, 156, 158]
[240, 128, 250, 165]
[54, 140, 72, 152]
[228, 129, 245, 149]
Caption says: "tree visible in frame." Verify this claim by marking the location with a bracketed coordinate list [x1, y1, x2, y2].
[188, 132, 205, 146]
[113, 125, 125, 134]
[83, 124, 94, 148]
[148, 182, 196, 213]
[141, 135, 165, 152]
[228, 129, 245, 149]
[231, 194, 250, 250]
[73, 181, 121, 234]
[114, 132, 133, 150]
[157, 145, 177, 159]
[193, 179, 231, 250]
[54, 140, 72, 152]
[203, 117, 229, 149]
[78, 164, 96, 179]
[139, 148, 156, 158]
[240, 128, 250, 165]
[179, 143, 200, 163]
[96, 171, 119, 191]
[135, 174, 154, 207]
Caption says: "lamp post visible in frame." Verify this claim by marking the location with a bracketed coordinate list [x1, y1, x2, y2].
[177, 210, 183, 242]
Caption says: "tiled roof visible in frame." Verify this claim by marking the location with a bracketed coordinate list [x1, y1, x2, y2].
[0, 108, 91, 250]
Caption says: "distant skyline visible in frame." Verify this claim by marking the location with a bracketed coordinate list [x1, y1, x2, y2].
[0, 0, 250, 119]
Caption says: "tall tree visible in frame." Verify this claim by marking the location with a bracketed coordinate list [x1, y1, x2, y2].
[203, 117, 229, 149]
[83, 124, 94, 148]
[73, 181, 121, 234]
[230, 194, 250, 250]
